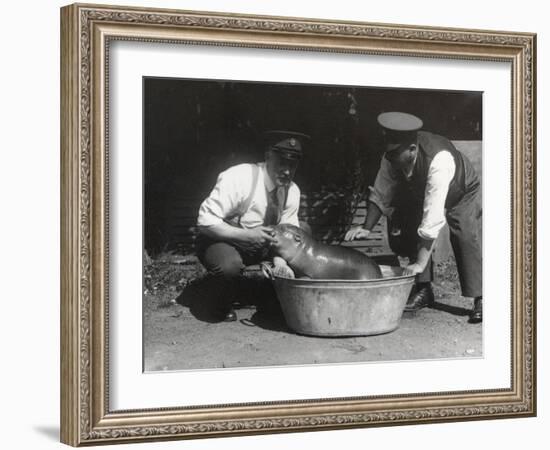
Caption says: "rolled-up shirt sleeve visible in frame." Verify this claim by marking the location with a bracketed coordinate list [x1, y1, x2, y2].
[418, 151, 456, 240]
[197, 166, 245, 227]
[280, 183, 301, 227]
[368, 156, 398, 216]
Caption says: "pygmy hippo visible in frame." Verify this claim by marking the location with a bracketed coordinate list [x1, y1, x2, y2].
[269, 224, 382, 280]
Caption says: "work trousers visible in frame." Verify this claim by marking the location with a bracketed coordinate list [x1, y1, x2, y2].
[194, 238, 267, 311]
[388, 186, 482, 298]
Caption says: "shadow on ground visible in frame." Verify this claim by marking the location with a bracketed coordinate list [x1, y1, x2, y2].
[176, 274, 289, 332]
[431, 301, 471, 316]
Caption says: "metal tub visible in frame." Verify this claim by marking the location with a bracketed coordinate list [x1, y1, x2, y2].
[263, 265, 415, 337]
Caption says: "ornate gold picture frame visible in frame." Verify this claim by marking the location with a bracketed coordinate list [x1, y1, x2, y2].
[60, 3, 536, 446]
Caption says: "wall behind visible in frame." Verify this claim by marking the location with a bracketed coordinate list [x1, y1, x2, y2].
[0, 1, 545, 449]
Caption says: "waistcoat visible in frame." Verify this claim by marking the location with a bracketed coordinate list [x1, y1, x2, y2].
[397, 131, 480, 209]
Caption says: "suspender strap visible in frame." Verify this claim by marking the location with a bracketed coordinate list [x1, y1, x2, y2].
[237, 164, 260, 225]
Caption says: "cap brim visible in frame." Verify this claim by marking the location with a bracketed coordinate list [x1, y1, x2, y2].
[271, 149, 302, 160]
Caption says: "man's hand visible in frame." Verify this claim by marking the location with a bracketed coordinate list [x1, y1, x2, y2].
[403, 263, 425, 276]
[238, 226, 277, 252]
[344, 226, 371, 241]
[403, 238, 435, 277]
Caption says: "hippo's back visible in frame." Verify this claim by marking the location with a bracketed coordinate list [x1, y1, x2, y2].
[299, 242, 382, 280]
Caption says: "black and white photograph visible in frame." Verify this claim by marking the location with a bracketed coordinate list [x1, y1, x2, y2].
[143, 78, 483, 371]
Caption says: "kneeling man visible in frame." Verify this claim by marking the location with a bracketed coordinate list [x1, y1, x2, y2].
[196, 131, 309, 321]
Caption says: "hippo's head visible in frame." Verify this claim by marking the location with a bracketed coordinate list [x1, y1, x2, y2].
[270, 224, 310, 263]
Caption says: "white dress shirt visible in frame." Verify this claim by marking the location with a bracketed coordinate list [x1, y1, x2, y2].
[197, 162, 301, 229]
[369, 151, 456, 240]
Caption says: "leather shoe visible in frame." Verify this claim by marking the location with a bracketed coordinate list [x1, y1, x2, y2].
[405, 283, 434, 312]
[469, 298, 482, 323]
[223, 309, 237, 322]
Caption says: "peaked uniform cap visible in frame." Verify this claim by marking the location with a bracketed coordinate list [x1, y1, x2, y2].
[377, 112, 423, 152]
[264, 130, 310, 159]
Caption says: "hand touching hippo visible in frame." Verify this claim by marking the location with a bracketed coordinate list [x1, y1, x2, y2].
[268, 224, 382, 280]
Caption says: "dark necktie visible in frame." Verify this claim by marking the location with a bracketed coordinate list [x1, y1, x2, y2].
[264, 187, 284, 226]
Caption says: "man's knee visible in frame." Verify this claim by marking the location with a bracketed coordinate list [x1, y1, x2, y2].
[213, 258, 243, 279]
[199, 242, 244, 279]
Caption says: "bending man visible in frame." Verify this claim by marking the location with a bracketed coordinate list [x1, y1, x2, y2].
[345, 112, 482, 323]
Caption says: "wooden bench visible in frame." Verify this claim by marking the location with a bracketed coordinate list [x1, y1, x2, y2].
[163, 192, 396, 266]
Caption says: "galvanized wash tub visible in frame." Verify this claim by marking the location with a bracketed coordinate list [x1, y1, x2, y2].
[262, 265, 415, 337]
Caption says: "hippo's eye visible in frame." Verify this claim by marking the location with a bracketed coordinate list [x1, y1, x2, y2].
[294, 234, 302, 243]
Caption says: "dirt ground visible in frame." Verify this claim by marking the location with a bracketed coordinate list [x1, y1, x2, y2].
[143, 253, 482, 372]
